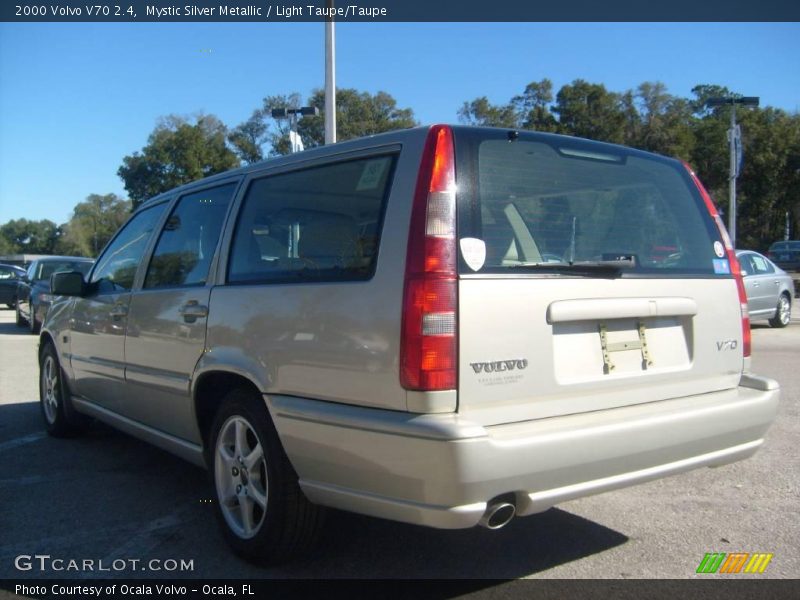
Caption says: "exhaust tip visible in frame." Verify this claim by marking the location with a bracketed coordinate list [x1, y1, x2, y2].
[479, 502, 516, 530]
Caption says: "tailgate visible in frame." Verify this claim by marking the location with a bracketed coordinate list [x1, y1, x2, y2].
[458, 276, 743, 425]
[452, 128, 743, 425]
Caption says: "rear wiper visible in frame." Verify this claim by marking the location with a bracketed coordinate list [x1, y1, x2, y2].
[508, 256, 636, 275]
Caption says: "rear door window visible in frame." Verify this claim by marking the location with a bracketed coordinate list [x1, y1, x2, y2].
[456, 131, 723, 276]
[228, 155, 396, 284]
[144, 183, 236, 289]
[750, 254, 774, 275]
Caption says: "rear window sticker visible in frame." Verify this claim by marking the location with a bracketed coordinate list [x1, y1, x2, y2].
[356, 158, 389, 191]
[713, 259, 731, 274]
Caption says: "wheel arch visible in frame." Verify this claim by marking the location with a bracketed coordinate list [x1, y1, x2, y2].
[38, 331, 57, 360]
[193, 369, 265, 459]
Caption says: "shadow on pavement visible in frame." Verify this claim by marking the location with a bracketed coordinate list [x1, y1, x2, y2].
[0, 399, 628, 581]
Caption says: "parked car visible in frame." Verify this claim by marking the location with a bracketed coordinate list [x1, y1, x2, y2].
[767, 240, 800, 271]
[736, 250, 794, 328]
[40, 126, 779, 564]
[16, 256, 93, 333]
[0, 263, 26, 308]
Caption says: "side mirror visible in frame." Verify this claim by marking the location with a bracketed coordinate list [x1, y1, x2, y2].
[51, 271, 87, 297]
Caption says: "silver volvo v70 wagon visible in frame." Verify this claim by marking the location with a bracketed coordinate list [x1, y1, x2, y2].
[40, 125, 780, 563]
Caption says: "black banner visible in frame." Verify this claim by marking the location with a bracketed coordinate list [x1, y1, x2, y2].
[1, 0, 799, 22]
[2, 579, 800, 600]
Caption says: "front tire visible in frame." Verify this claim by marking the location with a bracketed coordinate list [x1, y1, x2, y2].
[30, 303, 41, 334]
[39, 343, 84, 437]
[15, 303, 27, 327]
[209, 388, 325, 564]
[769, 294, 791, 328]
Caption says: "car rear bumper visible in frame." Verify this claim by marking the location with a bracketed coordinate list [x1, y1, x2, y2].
[267, 374, 779, 529]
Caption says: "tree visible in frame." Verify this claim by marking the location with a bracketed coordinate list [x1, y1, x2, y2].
[734, 108, 800, 249]
[511, 79, 558, 132]
[458, 96, 517, 128]
[0, 219, 60, 254]
[118, 114, 240, 209]
[634, 82, 695, 159]
[228, 93, 304, 162]
[553, 79, 629, 143]
[228, 110, 269, 165]
[233, 89, 418, 157]
[56, 194, 132, 257]
[295, 88, 417, 153]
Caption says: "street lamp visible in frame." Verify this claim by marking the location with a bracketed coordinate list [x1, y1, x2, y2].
[271, 106, 320, 153]
[705, 96, 759, 247]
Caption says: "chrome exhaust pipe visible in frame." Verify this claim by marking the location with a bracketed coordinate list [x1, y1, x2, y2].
[478, 501, 516, 530]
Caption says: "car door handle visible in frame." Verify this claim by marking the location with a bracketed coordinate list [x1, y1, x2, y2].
[179, 301, 208, 323]
[109, 303, 128, 319]
[751, 282, 759, 287]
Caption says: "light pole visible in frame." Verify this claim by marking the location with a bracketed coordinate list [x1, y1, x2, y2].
[271, 106, 319, 153]
[705, 96, 759, 247]
[325, 0, 336, 145]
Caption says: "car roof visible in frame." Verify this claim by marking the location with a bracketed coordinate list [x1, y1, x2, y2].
[31, 256, 93, 263]
[137, 124, 687, 213]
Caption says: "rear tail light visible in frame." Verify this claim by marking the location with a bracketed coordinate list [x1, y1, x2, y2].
[683, 162, 751, 358]
[400, 125, 458, 391]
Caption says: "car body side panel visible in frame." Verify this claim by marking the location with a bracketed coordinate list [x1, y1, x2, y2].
[123, 287, 213, 442]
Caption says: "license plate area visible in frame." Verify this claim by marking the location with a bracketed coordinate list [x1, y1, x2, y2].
[552, 317, 691, 384]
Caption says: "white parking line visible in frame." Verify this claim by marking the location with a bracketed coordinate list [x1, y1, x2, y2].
[0, 431, 46, 453]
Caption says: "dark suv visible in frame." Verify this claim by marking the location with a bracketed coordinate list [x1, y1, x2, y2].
[767, 240, 800, 271]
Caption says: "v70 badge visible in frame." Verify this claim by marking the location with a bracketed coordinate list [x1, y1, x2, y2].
[716, 340, 739, 351]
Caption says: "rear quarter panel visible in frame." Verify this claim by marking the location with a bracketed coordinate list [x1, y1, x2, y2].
[205, 133, 429, 411]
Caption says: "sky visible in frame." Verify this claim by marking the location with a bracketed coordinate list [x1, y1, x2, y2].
[1, 22, 799, 226]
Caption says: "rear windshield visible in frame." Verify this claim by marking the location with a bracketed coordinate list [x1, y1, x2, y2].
[455, 131, 725, 277]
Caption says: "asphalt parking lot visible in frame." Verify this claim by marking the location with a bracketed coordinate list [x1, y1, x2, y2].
[0, 303, 798, 582]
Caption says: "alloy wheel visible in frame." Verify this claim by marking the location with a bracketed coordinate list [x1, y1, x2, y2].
[41, 354, 60, 425]
[214, 415, 268, 539]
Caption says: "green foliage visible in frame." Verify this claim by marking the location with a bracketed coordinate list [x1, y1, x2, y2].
[118, 114, 240, 209]
[459, 79, 800, 250]
[0, 219, 60, 254]
[553, 80, 630, 144]
[56, 194, 131, 257]
[231, 90, 418, 158]
[297, 88, 418, 150]
[512, 79, 558, 132]
[458, 96, 518, 128]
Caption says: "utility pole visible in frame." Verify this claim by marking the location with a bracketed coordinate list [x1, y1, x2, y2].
[705, 96, 759, 247]
[324, 0, 336, 145]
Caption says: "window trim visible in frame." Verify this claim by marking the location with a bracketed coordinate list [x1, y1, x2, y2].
[221, 148, 400, 287]
[86, 198, 172, 295]
[142, 181, 240, 291]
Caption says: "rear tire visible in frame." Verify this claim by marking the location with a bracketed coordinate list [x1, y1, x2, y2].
[769, 294, 791, 328]
[39, 343, 86, 437]
[208, 388, 325, 564]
